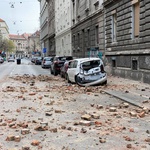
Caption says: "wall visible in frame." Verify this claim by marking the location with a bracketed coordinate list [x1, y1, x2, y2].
[71, 0, 105, 58]
[55, 0, 72, 56]
[104, 0, 150, 83]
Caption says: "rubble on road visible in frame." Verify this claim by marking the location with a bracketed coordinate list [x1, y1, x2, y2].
[0, 74, 149, 149]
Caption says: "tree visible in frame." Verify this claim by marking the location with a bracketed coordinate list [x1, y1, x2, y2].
[0, 35, 15, 53]
[7, 40, 15, 52]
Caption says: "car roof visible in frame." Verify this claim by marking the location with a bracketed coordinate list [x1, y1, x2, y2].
[72, 57, 101, 63]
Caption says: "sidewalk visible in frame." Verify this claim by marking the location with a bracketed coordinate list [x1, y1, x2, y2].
[103, 75, 150, 108]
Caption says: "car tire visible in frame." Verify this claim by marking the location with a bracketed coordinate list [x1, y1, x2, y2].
[53, 69, 58, 76]
[102, 80, 107, 85]
[50, 67, 53, 75]
[64, 73, 67, 80]
[60, 72, 63, 78]
[66, 74, 71, 83]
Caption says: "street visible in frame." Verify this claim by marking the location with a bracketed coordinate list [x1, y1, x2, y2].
[0, 59, 149, 150]
[0, 58, 50, 80]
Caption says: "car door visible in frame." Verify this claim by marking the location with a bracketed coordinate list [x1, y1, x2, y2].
[67, 60, 78, 82]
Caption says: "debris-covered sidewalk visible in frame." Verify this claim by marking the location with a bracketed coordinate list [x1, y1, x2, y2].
[0, 74, 149, 150]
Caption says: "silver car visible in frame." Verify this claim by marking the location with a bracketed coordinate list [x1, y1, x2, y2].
[41, 57, 53, 68]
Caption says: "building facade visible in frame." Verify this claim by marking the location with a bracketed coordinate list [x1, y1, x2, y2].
[0, 18, 9, 40]
[28, 31, 41, 57]
[9, 33, 30, 57]
[38, 0, 49, 56]
[104, 0, 150, 84]
[46, 0, 55, 56]
[71, 0, 104, 58]
[55, 0, 72, 56]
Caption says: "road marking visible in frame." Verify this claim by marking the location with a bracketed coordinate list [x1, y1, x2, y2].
[10, 66, 16, 77]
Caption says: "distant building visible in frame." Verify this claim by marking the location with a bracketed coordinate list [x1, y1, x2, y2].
[9, 33, 31, 57]
[28, 31, 41, 56]
[0, 18, 9, 39]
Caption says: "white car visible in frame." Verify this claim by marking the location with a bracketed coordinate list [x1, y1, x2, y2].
[66, 57, 107, 86]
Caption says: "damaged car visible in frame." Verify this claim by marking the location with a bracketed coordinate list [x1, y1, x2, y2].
[66, 57, 107, 86]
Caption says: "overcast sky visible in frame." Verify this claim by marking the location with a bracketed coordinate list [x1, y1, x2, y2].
[0, 0, 40, 35]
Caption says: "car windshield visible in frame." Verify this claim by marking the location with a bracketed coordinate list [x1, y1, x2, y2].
[45, 57, 52, 61]
[58, 57, 64, 61]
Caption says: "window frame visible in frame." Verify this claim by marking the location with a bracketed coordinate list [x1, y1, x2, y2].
[131, 0, 140, 39]
[111, 10, 117, 42]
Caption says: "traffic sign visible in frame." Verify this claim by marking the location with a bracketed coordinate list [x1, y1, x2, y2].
[43, 48, 47, 53]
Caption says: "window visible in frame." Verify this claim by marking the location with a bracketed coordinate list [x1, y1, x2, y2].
[70, 61, 77, 68]
[112, 12, 117, 42]
[73, 35, 75, 48]
[86, 0, 90, 9]
[82, 29, 85, 49]
[87, 29, 90, 47]
[78, 33, 80, 48]
[76, 0, 80, 17]
[112, 60, 116, 67]
[132, 59, 138, 70]
[132, 0, 140, 38]
[112, 57, 116, 67]
[95, 25, 99, 45]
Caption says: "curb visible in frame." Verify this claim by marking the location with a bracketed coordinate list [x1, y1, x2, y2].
[102, 90, 146, 108]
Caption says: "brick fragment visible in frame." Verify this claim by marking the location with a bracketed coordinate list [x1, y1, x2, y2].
[55, 110, 62, 113]
[138, 111, 145, 118]
[22, 146, 30, 150]
[31, 140, 40, 146]
[15, 136, 21, 142]
[91, 114, 100, 119]
[145, 138, 150, 142]
[6, 135, 15, 141]
[126, 144, 132, 148]
[21, 129, 30, 135]
[129, 112, 137, 117]
[109, 107, 117, 112]
[96, 105, 103, 109]
[81, 114, 91, 121]
[79, 120, 91, 126]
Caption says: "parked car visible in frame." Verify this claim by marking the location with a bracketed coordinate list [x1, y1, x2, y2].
[50, 56, 73, 76]
[66, 57, 107, 86]
[8, 57, 15, 62]
[0, 56, 4, 63]
[60, 60, 72, 79]
[41, 57, 53, 68]
[31, 56, 41, 63]
[35, 57, 42, 65]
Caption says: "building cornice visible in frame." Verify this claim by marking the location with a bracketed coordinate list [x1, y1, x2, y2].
[103, 0, 120, 7]
[71, 9, 104, 30]
[105, 49, 150, 56]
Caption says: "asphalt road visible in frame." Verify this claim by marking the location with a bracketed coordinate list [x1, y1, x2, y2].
[0, 58, 50, 80]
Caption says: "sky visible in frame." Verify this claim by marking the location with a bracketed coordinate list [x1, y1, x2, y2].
[0, 0, 40, 35]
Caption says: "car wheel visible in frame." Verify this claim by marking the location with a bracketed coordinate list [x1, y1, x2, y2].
[53, 69, 58, 76]
[102, 80, 107, 85]
[64, 73, 67, 80]
[60, 72, 63, 78]
[66, 74, 71, 83]
[50, 67, 53, 75]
